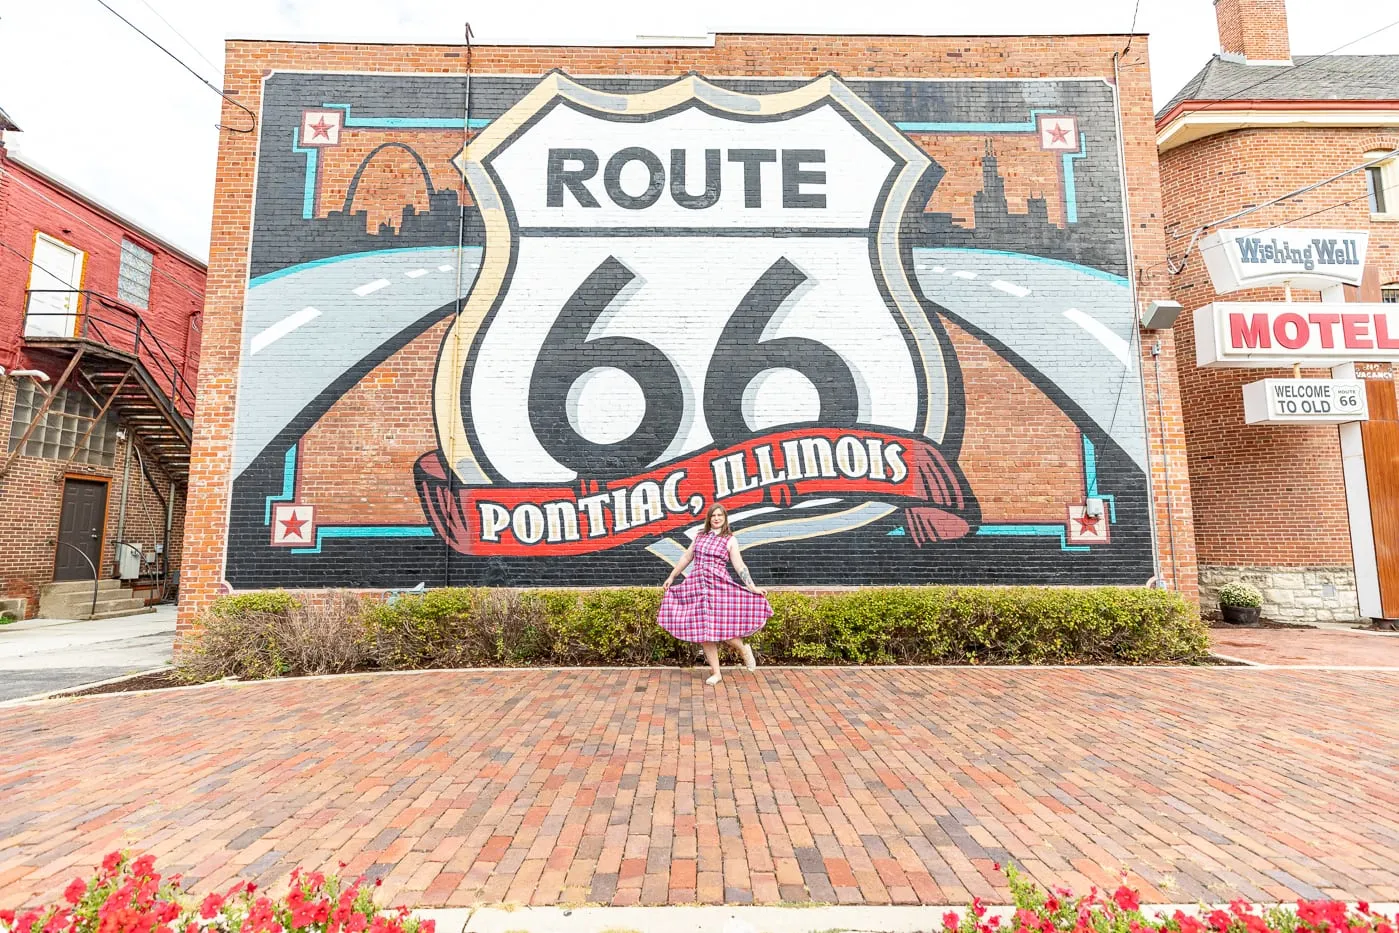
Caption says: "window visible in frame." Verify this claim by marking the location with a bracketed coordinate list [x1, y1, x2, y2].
[117, 239, 153, 308]
[6, 382, 118, 467]
[1368, 166, 1388, 214]
[1365, 151, 1398, 218]
[1383, 283, 1399, 304]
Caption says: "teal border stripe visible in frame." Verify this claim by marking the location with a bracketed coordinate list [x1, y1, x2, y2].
[264, 445, 298, 525]
[292, 525, 436, 555]
[894, 109, 1056, 133]
[1062, 132, 1089, 224]
[249, 245, 474, 288]
[324, 103, 490, 129]
[976, 524, 1090, 553]
[1082, 435, 1117, 523]
[291, 129, 319, 220]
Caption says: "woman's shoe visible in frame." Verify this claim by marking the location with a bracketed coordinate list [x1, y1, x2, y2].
[705, 673, 722, 686]
[740, 644, 758, 672]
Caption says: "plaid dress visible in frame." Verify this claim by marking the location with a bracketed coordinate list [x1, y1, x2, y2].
[658, 532, 773, 643]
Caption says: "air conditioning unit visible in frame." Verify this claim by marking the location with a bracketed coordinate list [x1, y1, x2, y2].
[118, 543, 142, 581]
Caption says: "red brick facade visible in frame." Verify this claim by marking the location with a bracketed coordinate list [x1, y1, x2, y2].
[0, 143, 204, 616]
[179, 35, 1196, 633]
[1158, 10, 1399, 620]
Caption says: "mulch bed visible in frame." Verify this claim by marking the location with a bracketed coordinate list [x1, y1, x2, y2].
[51, 671, 186, 698]
[1207, 619, 1316, 630]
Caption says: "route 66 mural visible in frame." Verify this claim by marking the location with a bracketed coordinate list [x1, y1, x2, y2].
[229, 70, 1152, 588]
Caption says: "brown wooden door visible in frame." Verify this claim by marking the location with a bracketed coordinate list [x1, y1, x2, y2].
[1361, 379, 1399, 618]
[55, 479, 107, 582]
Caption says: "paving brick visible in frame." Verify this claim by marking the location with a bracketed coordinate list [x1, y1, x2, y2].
[2, 667, 1398, 910]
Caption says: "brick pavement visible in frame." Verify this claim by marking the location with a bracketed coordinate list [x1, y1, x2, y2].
[2, 668, 1398, 910]
[1210, 627, 1399, 667]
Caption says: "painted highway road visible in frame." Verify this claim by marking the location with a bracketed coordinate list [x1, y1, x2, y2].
[233, 246, 482, 478]
[912, 248, 1147, 471]
[232, 244, 1144, 479]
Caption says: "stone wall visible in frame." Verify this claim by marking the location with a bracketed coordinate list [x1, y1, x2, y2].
[1199, 564, 1362, 624]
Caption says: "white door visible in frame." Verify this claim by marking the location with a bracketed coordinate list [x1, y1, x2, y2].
[25, 234, 84, 337]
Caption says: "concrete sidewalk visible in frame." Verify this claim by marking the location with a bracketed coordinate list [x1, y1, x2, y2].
[0, 604, 175, 701]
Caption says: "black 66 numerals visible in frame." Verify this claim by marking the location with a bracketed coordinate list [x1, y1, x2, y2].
[526, 255, 859, 478]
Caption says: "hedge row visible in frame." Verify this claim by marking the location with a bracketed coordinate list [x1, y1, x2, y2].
[174, 586, 1208, 681]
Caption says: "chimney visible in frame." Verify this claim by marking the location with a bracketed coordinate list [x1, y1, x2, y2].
[1214, 0, 1292, 63]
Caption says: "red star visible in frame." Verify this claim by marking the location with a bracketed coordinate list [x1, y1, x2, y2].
[1047, 122, 1071, 145]
[280, 511, 308, 539]
[309, 116, 334, 140]
[1075, 513, 1101, 535]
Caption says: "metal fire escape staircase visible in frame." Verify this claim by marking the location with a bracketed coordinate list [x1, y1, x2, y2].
[5, 291, 195, 484]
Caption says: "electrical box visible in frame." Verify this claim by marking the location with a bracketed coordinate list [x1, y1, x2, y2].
[118, 543, 142, 581]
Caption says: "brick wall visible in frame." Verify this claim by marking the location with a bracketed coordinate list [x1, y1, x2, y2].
[179, 35, 1196, 632]
[1214, 0, 1292, 61]
[0, 380, 184, 615]
[0, 145, 202, 616]
[0, 155, 205, 382]
[1160, 126, 1399, 620]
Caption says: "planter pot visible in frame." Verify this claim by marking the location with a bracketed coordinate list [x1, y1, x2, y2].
[1221, 604, 1261, 625]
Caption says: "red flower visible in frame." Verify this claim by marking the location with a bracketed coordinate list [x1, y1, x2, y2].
[131, 855, 156, 878]
[0, 910, 15, 926]
[1112, 887, 1140, 912]
[1360, 904, 1372, 916]
[943, 917, 962, 933]
[200, 894, 226, 920]
[63, 880, 87, 906]
[420, 922, 435, 933]
[1046, 897, 1060, 913]
[973, 898, 988, 918]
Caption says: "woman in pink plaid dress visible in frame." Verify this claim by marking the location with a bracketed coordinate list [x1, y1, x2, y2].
[659, 504, 773, 685]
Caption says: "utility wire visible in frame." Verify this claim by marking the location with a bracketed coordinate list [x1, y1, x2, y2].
[133, 0, 221, 75]
[1122, 0, 1144, 55]
[1160, 146, 1399, 275]
[92, 0, 254, 133]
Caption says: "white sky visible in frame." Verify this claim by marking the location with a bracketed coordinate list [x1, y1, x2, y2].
[1, 0, 1396, 262]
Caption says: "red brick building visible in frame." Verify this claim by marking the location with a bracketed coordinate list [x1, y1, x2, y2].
[179, 32, 1196, 629]
[0, 110, 205, 619]
[1159, 0, 1399, 621]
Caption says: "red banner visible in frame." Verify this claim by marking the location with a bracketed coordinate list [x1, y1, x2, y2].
[416, 427, 972, 556]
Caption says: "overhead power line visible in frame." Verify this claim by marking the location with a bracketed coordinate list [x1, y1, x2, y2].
[133, 0, 222, 75]
[92, 0, 254, 133]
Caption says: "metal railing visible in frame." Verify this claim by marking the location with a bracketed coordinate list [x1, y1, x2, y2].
[22, 290, 196, 423]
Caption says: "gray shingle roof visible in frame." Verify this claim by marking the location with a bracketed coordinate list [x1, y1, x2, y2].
[0, 105, 19, 133]
[1158, 54, 1399, 121]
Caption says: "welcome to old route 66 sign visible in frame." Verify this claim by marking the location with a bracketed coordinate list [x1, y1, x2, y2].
[415, 72, 977, 562]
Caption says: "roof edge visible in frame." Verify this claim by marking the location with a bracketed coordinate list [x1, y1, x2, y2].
[223, 30, 1146, 47]
[2, 152, 208, 270]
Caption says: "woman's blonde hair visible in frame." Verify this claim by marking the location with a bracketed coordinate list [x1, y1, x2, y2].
[705, 503, 733, 537]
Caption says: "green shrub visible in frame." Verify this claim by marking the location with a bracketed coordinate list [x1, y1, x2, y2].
[179, 585, 1208, 680]
[1219, 581, 1262, 608]
[208, 590, 302, 616]
[177, 592, 366, 682]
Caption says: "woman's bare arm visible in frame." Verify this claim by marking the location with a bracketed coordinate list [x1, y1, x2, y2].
[663, 539, 698, 588]
[728, 538, 764, 594]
